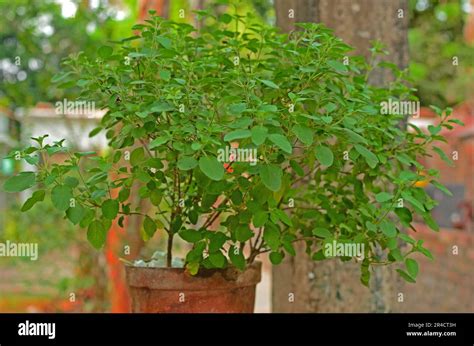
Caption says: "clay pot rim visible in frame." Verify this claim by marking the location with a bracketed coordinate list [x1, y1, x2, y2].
[124, 260, 261, 272]
[125, 261, 262, 290]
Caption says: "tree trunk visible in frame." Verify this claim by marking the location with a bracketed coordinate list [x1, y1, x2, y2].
[272, 0, 408, 313]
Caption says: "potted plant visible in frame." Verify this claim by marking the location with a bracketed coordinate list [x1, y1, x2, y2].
[3, 12, 459, 313]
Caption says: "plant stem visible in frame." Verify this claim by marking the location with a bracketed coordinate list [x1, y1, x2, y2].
[166, 232, 174, 267]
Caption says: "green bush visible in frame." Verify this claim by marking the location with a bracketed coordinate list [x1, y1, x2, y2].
[3, 13, 459, 285]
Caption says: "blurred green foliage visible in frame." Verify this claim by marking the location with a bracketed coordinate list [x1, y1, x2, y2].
[409, 0, 474, 107]
[0, 0, 275, 110]
[0, 0, 138, 109]
[0, 199, 76, 263]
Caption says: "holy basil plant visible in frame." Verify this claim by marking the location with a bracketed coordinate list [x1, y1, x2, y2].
[4, 13, 459, 285]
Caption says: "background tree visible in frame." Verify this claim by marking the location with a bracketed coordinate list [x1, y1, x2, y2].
[408, 0, 474, 107]
[273, 0, 409, 313]
[0, 0, 136, 109]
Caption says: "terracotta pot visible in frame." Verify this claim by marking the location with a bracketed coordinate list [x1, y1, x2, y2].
[125, 262, 262, 313]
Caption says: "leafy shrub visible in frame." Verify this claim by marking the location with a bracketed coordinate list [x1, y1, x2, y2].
[3, 13, 458, 284]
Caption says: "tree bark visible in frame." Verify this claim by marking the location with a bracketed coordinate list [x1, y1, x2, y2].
[272, 0, 408, 313]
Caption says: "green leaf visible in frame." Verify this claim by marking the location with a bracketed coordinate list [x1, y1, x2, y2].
[366, 221, 377, 232]
[418, 246, 434, 260]
[151, 102, 174, 113]
[208, 232, 227, 253]
[395, 207, 413, 226]
[448, 119, 464, 126]
[253, 211, 268, 228]
[186, 242, 205, 263]
[396, 269, 416, 283]
[423, 213, 439, 232]
[118, 188, 130, 202]
[396, 154, 414, 166]
[143, 216, 157, 238]
[3, 172, 36, 192]
[327, 59, 348, 72]
[432, 146, 454, 167]
[74, 151, 95, 158]
[171, 216, 183, 233]
[321, 115, 333, 124]
[179, 229, 202, 243]
[312, 250, 326, 261]
[405, 258, 419, 278]
[157, 36, 172, 49]
[269, 251, 283, 264]
[401, 191, 425, 212]
[66, 204, 85, 225]
[51, 185, 73, 211]
[87, 220, 107, 249]
[387, 238, 398, 250]
[390, 249, 404, 262]
[259, 164, 282, 192]
[191, 143, 202, 151]
[290, 160, 304, 176]
[177, 156, 198, 171]
[230, 190, 243, 205]
[189, 210, 198, 224]
[199, 156, 224, 181]
[186, 262, 200, 275]
[354, 144, 378, 168]
[315, 145, 334, 167]
[21, 190, 45, 211]
[64, 177, 79, 188]
[46, 146, 67, 156]
[130, 147, 145, 166]
[259, 79, 279, 89]
[398, 233, 415, 244]
[272, 209, 292, 226]
[224, 129, 251, 141]
[208, 252, 226, 268]
[340, 128, 368, 144]
[136, 110, 149, 118]
[219, 13, 233, 24]
[375, 192, 393, 203]
[149, 137, 168, 149]
[228, 103, 247, 114]
[102, 199, 119, 220]
[150, 190, 162, 206]
[431, 180, 452, 196]
[24, 155, 39, 165]
[380, 220, 397, 238]
[235, 225, 254, 242]
[399, 170, 418, 182]
[360, 261, 370, 287]
[89, 127, 102, 138]
[312, 227, 332, 238]
[292, 125, 313, 145]
[428, 125, 441, 136]
[91, 189, 106, 200]
[159, 70, 171, 81]
[251, 126, 268, 145]
[264, 226, 280, 251]
[229, 246, 246, 270]
[282, 238, 296, 256]
[268, 134, 292, 154]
